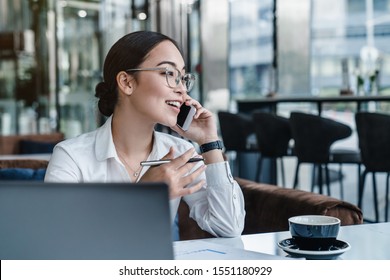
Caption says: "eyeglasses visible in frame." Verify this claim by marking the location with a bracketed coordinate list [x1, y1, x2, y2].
[125, 67, 196, 92]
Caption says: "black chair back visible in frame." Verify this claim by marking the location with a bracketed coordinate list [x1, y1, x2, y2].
[252, 111, 292, 185]
[289, 112, 352, 164]
[252, 111, 291, 158]
[355, 112, 390, 172]
[217, 111, 255, 152]
[355, 111, 390, 223]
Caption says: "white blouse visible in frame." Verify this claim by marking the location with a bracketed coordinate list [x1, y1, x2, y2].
[44, 116, 245, 237]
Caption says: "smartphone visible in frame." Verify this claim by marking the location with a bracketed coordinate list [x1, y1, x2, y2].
[176, 104, 196, 131]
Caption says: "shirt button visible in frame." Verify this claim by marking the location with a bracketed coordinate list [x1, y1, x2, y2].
[233, 194, 237, 199]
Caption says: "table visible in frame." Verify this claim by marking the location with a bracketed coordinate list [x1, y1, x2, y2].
[0, 153, 51, 161]
[236, 95, 390, 184]
[236, 95, 390, 115]
[175, 222, 390, 260]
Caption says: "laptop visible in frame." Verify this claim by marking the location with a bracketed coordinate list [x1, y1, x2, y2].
[0, 181, 173, 260]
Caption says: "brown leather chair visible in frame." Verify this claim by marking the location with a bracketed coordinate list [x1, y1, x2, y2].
[0, 133, 64, 155]
[178, 177, 363, 240]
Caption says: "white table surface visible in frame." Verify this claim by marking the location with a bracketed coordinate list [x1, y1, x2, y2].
[175, 222, 390, 260]
[0, 153, 51, 161]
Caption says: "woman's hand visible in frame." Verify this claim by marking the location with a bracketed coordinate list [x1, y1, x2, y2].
[170, 99, 219, 145]
[138, 147, 206, 199]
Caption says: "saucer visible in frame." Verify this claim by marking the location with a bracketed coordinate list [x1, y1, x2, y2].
[277, 238, 351, 260]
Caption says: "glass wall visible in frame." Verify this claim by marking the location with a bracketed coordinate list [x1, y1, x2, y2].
[200, 0, 230, 112]
[0, 0, 155, 137]
[0, 0, 201, 138]
[0, 0, 38, 135]
[228, 0, 275, 99]
[3, 0, 390, 138]
[228, 0, 390, 104]
[312, 0, 390, 97]
[56, 0, 102, 138]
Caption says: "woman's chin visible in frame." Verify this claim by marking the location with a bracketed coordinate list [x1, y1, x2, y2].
[158, 120, 177, 129]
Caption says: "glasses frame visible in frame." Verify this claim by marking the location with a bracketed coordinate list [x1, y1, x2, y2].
[125, 67, 196, 92]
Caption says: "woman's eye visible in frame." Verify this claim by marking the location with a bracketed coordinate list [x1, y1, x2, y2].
[166, 70, 175, 76]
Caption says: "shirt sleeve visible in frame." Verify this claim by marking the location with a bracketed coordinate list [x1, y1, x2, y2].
[44, 145, 82, 182]
[182, 161, 245, 237]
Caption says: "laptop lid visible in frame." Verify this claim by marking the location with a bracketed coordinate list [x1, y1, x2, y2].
[0, 181, 173, 260]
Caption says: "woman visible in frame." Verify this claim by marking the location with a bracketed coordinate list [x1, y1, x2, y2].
[45, 31, 245, 238]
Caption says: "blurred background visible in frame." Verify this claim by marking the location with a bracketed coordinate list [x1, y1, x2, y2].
[1, 0, 390, 138]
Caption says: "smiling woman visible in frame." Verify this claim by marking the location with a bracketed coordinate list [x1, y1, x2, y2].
[44, 31, 245, 240]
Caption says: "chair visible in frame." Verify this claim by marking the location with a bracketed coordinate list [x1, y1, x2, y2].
[19, 140, 57, 154]
[355, 112, 390, 223]
[0, 133, 64, 155]
[289, 112, 360, 196]
[178, 177, 363, 240]
[252, 111, 292, 186]
[217, 111, 257, 177]
[0, 159, 49, 180]
[328, 147, 361, 199]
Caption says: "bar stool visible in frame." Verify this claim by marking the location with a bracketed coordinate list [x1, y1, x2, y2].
[217, 111, 257, 177]
[289, 111, 358, 196]
[355, 112, 390, 223]
[329, 148, 361, 200]
[252, 111, 292, 186]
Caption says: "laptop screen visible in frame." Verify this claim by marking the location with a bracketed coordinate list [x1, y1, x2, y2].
[0, 181, 173, 260]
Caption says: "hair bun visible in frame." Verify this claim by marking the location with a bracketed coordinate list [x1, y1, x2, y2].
[95, 81, 110, 98]
[95, 81, 116, 117]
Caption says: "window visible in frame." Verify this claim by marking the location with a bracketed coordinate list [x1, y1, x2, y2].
[228, 0, 275, 99]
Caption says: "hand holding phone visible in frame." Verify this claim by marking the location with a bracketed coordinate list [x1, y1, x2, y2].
[176, 104, 196, 131]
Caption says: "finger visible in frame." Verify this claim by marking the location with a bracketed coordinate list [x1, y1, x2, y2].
[194, 107, 207, 119]
[176, 155, 206, 179]
[185, 99, 202, 110]
[184, 99, 208, 119]
[179, 180, 204, 197]
[177, 164, 207, 185]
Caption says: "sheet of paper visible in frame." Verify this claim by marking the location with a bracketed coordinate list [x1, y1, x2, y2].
[174, 240, 287, 260]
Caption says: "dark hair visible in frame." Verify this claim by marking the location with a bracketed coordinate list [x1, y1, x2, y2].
[95, 31, 181, 116]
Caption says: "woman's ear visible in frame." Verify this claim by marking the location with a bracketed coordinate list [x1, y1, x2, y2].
[116, 71, 134, 96]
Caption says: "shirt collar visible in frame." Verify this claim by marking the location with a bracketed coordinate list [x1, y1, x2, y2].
[94, 116, 162, 162]
[95, 116, 118, 161]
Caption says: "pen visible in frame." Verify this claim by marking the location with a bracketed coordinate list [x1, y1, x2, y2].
[140, 157, 204, 167]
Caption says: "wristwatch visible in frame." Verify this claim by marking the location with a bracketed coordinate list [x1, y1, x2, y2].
[199, 140, 224, 154]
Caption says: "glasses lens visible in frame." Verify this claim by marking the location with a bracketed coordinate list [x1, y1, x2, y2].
[164, 68, 179, 88]
[183, 74, 195, 92]
[165, 68, 195, 92]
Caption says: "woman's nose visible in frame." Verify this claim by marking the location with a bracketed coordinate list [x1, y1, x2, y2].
[175, 80, 187, 95]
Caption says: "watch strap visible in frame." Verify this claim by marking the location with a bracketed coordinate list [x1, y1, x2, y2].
[199, 140, 223, 153]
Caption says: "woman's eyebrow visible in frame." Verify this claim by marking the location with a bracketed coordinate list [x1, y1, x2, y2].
[156, 61, 186, 70]
[157, 61, 176, 67]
